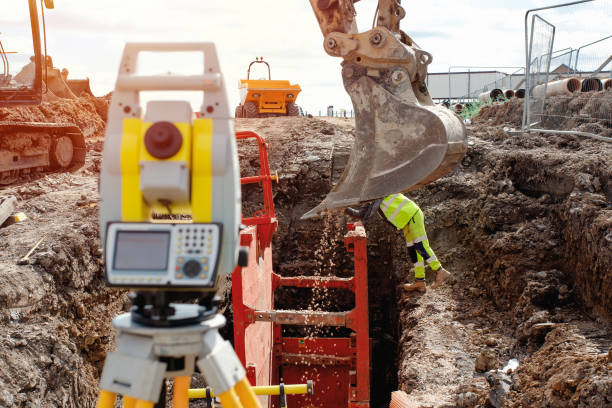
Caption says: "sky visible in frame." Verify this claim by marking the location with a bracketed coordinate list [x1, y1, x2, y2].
[2, 0, 610, 115]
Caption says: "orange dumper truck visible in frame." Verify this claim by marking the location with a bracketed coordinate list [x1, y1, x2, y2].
[235, 57, 301, 118]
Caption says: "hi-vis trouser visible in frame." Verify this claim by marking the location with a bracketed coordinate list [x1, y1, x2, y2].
[402, 209, 441, 280]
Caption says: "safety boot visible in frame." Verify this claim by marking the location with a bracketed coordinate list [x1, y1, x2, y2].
[431, 268, 451, 289]
[403, 280, 426, 293]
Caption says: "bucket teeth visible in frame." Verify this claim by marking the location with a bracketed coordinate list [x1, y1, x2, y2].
[302, 73, 466, 220]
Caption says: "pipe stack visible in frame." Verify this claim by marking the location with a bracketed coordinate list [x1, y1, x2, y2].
[604, 79, 612, 90]
[503, 89, 515, 99]
[532, 78, 581, 98]
[515, 89, 526, 98]
[478, 88, 503, 104]
[581, 77, 603, 92]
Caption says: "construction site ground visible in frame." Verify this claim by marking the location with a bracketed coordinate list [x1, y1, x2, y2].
[0, 93, 610, 408]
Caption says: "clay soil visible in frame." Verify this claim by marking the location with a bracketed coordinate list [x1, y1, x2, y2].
[0, 92, 610, 408]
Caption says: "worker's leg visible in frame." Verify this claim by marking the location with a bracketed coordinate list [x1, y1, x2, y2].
[402, 224, 426, 292]
[410, 209, 451, 288]
[410, 209, 441, 271]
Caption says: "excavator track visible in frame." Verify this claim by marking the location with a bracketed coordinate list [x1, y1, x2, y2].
[0, 121, 86, 185]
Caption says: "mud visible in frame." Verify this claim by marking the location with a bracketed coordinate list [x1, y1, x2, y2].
[0, 95, 124, 408]
[0, 93, 609, 408]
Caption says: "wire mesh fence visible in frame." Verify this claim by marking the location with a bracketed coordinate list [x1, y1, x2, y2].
[522, 0, 612, 142]
[524, 14, 556, 128]
[466, 68, 526, 102]
[446, 67, 525, 103]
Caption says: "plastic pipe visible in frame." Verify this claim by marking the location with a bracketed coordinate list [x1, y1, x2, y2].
[515, 89, 526, 98]
[454, 104, 463, 114]
[532, 78, 581, 98]
[604, 79, 612, 90]
[478, 88, 503, 103]
[390, 390, 416, 408]
[581, 77, 603, 92]
[504, 89, 515, 99]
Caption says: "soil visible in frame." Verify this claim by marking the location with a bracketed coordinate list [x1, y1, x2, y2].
[0, 91, 610, 408]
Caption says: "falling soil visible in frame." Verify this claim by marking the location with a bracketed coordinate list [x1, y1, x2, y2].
[0, 91, 610, 408]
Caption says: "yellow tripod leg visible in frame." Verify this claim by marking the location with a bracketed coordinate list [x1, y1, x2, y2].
[173, 376, 191, 408]
[96, 390, 117, 408]
[235, 377, 262, 408]
[123, 396, 137, 408]
[218, 387, 244, 408]
[134, 400, 154, 408]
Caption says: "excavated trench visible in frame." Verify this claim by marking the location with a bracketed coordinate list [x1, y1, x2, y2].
[235, 100, 611, 407]
[0, 92, 609, 407]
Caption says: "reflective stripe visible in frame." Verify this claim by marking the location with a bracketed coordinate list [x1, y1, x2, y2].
[414, 235, 428, 243]
[414, 262, 425, 267]
[425, 256, 438, 263]
[380, 194, 400, 212]
[388, 199, 409, 223]
[381, 194, 419, 229]
[406, 241, 414, 246]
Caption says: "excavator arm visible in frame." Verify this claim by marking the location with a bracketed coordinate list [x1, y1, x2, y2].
[303, 0, 467, 218]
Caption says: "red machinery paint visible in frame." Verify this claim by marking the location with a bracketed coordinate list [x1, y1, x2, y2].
[233, 130, 371, 407]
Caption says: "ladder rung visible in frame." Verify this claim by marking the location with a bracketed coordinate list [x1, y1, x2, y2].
[277, 275, 354, 290]
[281, 353, 352, 366]
[251, 310, 347, 326]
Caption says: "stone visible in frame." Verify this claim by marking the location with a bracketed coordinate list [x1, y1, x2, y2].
[486, 370, 512, 408]
[475, 349, 499, 373]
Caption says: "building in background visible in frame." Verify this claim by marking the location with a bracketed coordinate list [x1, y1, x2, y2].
[427, 70, 525, 103]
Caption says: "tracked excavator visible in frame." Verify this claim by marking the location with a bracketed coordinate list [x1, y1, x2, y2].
[303, 0, 467, 218]
[0, 0, 86, 185]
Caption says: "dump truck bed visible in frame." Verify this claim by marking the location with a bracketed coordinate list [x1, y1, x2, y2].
[239, 79, 301, 114]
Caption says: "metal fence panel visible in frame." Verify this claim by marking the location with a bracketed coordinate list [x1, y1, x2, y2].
[522, 0, 612, 142]
[524, 14, 556, 128]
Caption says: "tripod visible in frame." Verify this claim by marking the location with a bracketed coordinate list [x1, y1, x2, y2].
[96, 293, 261, 408]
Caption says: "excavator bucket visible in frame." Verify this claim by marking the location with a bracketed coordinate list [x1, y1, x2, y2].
[302, 67, 467, 219]
[66, 78, 93, 97]
[45, 67, 77, 99]
[303, 1, 469, 219]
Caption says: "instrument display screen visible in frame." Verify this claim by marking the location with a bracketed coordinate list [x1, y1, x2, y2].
[113, 231, 170, 271]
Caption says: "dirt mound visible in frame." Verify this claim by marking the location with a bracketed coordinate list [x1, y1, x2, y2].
[475, 90, 612, 138]
[0, 94, 109, 140]
[508, 325, 611, 407]
[476, 98, 524, 127]
[0, 174, 127, 407]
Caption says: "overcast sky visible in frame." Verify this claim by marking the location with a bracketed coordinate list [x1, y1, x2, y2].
[3, 0, 610, 114]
